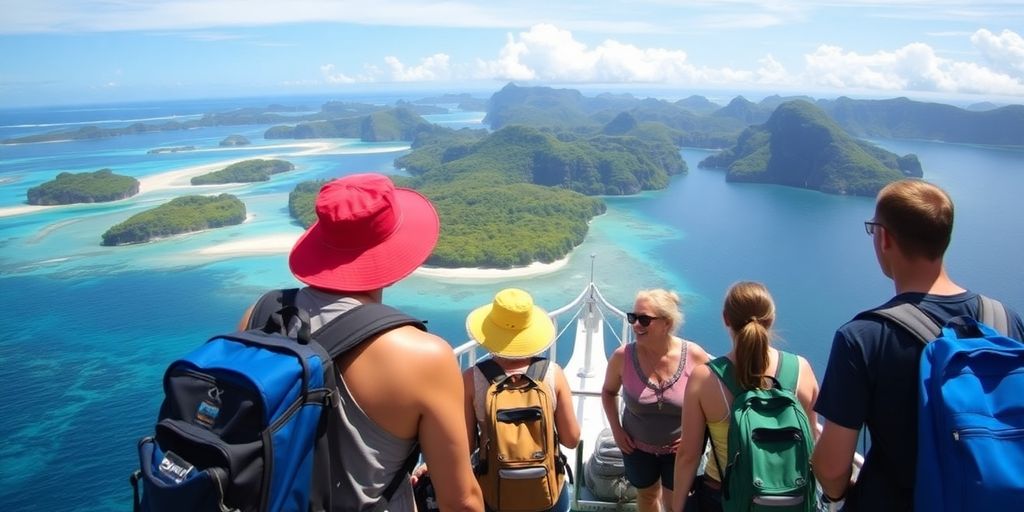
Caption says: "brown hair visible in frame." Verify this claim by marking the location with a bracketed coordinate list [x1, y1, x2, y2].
[723, 282, 776, 390]
[635, 289, 684, 333]
[875, 179, 954, 261]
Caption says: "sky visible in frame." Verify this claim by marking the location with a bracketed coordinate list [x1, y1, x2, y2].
[1, 0, 1024, 107]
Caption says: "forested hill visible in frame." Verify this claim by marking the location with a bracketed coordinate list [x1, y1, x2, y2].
[1, 102, 447, 145]
[484, 83, 742, 147]
[263, 107, 437, 142]
[485, 83, 1024, 147]
[818, 97, 1024, 146]
[396, 124, 686, 195]
[101, 194, 246, 246]
[27, 169, 139, 205]
[288, 179, 606, 269]
[700, 100, 921, 196]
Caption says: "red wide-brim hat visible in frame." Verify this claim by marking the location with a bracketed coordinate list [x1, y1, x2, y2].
[289, 173, 439, 292]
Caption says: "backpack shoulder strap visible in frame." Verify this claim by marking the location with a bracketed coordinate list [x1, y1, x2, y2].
[475, 358, 507, 383]
[860, 302, 941, 345]
[978, 295, 1010, 336]
[246, 288, 300, 330]
[707, 356, 742, 398]
[314, 303, 426, 358]
[773, 351, 800, 392]
[525, 357, 551, 383]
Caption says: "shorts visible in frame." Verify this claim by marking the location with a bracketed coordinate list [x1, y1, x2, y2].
[622, 448, 676, 490]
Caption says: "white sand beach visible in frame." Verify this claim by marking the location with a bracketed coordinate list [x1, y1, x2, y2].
[0, 141, 341, 219]
[0, 204, 51, 217]
[414, 257, 570, 279]
[197, 234, 301, 255]
[139, 141, 338, 193]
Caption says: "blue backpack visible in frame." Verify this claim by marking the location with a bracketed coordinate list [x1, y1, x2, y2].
[866, 296, 1024, 511]
[130, 289, 425, 512]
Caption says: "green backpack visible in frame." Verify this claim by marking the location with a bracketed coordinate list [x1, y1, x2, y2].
[708, 352, 816, 512]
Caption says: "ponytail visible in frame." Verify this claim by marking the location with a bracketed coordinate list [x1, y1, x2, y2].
[734, 318, 770, 390]
[723, 282, 776, 390]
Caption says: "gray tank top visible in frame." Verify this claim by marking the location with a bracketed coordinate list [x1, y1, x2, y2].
[296, 287, 417, 512]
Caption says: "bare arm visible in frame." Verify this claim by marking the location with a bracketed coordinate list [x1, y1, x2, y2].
[237, 305, 254, 330]
[552, 365, 580, 449]
[796, 356, 820, 440]
[600, 347, 634, 453]
[414, 341, 484, 512]
[462, 369, 479, 452]
[672, 365, 710, 512]
[811, 419, 858, 502]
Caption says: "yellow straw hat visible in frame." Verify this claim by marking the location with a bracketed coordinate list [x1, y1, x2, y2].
[466, 288, 556, 358]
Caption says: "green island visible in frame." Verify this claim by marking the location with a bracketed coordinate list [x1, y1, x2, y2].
[219, 135, 251, 147]
[397, 123, 686, 195]
[699, 100, 921, 196]
[8, 83, 1022, 148]
[61, 84, 1022, 266]
[190, 159, 294, 185]
[101, 194, 246, 246]
[27, 169, 139, 205]
[288, 178, 605, 269]
[264, 107, 439, 142]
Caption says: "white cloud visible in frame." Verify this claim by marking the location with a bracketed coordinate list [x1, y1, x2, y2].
[320, 64, 357, 84]
[477, 24, 699, 83]
[385, 53, 452, 81]
[802, 39, 1024, 96]
[971, 28, 1024, 78]
[323, 23, 1024, 98]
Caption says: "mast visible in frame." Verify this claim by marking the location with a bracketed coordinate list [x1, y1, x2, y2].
[580, 254, 597, 377]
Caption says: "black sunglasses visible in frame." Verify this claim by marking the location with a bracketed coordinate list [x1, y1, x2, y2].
[626, 313, 659, 327]
[864, 220, 884, 236]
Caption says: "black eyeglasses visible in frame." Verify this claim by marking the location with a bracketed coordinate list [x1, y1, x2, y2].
[626, 313, 659, 327]
[864, 221, 884, 236]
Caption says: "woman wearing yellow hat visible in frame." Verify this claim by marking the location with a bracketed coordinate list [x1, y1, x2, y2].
[464, 288, 581, 512]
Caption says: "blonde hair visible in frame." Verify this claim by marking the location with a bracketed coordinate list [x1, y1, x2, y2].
[634, 289, 684, 333]
[723, 282, 776, 390]
[875, 179, 954, 261]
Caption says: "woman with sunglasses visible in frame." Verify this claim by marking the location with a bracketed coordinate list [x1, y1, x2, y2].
[601, 289, 710, 512]
[670, 281, 819, 512]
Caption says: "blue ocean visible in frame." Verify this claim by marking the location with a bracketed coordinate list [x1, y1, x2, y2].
[1, 93, 1022, 510]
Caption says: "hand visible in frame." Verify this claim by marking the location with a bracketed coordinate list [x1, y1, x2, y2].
[611, 427, 636, 454]
[669, 436, 681, 452]
[410, 463, 429, 487]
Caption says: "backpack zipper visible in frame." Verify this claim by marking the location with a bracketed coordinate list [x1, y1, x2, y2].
[953, 427, 1024, 441]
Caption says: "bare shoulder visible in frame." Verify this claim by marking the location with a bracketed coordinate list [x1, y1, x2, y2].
[688, 360, 714, 383]
[377, 324, 454, 357]
[687, 340, 711, 363]
[609, 344, 626, 361]
[356, 324, 460, 385]
[796, 355, 817, 378]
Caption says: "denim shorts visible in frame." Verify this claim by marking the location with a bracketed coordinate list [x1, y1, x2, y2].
[622, 448, 676, 490]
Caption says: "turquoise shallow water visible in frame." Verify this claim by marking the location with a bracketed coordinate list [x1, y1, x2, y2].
[1, 97, 1023, 510]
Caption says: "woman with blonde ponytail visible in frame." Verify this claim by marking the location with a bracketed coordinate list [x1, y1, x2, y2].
[671, 282, 819, 512]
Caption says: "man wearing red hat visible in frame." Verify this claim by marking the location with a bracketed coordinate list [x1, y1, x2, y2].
[241, 173, 483, 511]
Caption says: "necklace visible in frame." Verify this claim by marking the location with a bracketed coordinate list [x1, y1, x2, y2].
[630, 340, 688, 410]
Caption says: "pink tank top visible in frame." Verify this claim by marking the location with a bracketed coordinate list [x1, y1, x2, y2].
[621, 340, 692, 454]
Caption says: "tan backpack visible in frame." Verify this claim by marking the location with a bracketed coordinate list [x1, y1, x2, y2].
[475, 358, 567, 512]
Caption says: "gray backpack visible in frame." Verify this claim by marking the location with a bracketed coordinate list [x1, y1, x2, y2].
[583, 428, 638, 502]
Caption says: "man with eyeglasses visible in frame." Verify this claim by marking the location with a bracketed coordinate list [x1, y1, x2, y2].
[811, 179, 1024, 511]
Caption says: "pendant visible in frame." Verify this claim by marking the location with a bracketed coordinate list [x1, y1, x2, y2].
[657, 396, 663, 410]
